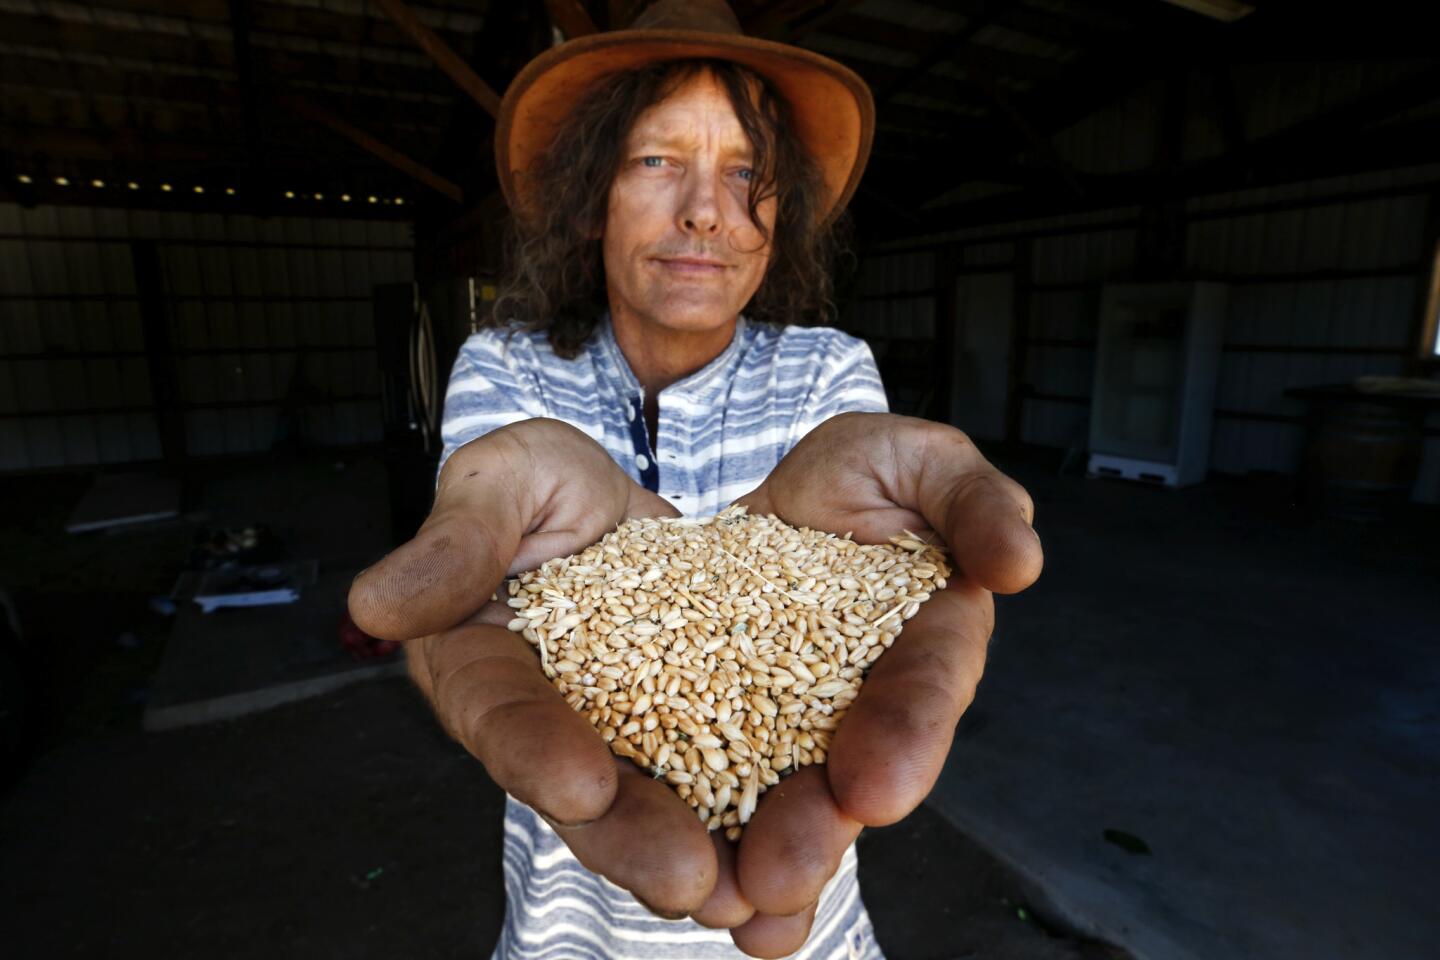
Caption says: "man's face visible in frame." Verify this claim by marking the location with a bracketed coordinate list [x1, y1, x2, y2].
[602, 69, 777, 337]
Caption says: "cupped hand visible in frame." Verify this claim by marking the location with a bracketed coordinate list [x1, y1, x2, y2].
[350, 417, 672, 642]
[725, 411, 1043, 954]
[347, 419, 743, 921]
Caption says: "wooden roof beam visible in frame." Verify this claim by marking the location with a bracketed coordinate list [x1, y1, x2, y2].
[607, 0, 646, 29]
[744, 0, 831, 40]
[280, 94, 463, 202]
[373, 0, 501, 117]
[744, 0, 865, 44]
[544, 0, 598, 40]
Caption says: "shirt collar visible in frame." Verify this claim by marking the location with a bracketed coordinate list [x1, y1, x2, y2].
[595, 312, 749, 401]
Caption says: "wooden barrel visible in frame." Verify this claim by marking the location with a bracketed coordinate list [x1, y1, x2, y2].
[1304, 398, 1424, 521]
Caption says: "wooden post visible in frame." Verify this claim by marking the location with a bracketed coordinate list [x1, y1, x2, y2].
[1406, 189, 1440, 371]
[1005, 239, 1034, 444]
[933, 246, 959, 424]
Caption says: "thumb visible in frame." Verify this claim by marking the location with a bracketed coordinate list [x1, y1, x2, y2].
[928, 467, 1042, 596]
[349, 449, 525, 643]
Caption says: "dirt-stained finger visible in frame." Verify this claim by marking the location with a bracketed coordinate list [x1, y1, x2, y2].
[736, 765, 861, 917]
[729, 901, 819, 959]
[826, 581, 991, 826]
[552, 761, 718, 918]
[692, 832, 755, 929]
[423, 623, 618, 826]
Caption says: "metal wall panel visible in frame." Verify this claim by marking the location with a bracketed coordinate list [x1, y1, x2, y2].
[1052, 81, 1161, 175]
[0, 203, 412, 471]
[869, 161, 1437, 499]
[1184, 179, 1433, 485]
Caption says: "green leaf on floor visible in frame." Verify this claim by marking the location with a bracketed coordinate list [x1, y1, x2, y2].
[1103, 828, 1152, 855]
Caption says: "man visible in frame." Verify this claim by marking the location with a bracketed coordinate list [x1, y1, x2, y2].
[349, 2, 1042, 957]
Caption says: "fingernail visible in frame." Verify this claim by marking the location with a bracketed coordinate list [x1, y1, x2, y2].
[784, 897, 821, 919]
[538, 809, 597, 830]
[635, 895, 689, 921]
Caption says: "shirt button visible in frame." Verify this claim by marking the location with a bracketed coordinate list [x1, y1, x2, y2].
[636, 453, 650, 471]
[628, 403, 637, 422]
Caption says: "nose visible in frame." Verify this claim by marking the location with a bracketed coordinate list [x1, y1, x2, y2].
[677, 170, 721, 236]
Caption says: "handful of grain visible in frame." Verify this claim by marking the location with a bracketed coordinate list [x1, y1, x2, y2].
[504, 505, 949, 840]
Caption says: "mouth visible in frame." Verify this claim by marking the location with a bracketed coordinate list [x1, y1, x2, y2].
[653, 257, 730, 276]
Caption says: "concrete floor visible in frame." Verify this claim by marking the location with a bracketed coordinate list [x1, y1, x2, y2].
[930, 460, 1440, 960]
[143, 456, 402, 730]
[6, 452, 1435, 959]
[0, 677, 1117, 960]
[0, 457, 1118, 960]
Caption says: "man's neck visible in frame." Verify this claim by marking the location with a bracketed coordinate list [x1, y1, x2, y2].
[610, 311, 738, 397]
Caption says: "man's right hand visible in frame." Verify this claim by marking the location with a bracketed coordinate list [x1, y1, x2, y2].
[348, 419, 751, 924]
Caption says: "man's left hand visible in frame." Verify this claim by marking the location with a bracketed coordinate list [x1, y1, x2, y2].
[723, 411, 1042, 957]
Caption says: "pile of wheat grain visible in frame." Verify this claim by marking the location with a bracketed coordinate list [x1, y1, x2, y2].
[505, 505, 949, 839]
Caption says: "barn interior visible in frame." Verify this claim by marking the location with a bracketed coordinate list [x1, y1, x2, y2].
[2, 1, 1438, 958]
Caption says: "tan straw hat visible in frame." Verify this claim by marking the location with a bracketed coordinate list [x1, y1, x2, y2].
[495, 0, 875, 225]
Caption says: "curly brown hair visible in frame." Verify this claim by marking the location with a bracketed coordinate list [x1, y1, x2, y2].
[492, 58, 846, 358]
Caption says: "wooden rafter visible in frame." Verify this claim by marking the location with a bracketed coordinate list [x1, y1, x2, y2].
[372, 0, 502, 118]
[1157, 0, 1254, 23]
[544, 0, 598, 39]
[280, 95, 463, 202]
[744, 0, 865, 44]
[743, 0, 830, 40]
[607, 0, 646, 29]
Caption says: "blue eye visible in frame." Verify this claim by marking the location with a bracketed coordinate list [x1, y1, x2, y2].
[642, 156, 664, 167]
[737, 169, 754, 181]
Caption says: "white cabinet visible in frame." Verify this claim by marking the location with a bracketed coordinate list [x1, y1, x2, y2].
[1087, 282, 1227, 487]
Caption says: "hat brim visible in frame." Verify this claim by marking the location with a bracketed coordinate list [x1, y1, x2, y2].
[495, 29, 875, 226]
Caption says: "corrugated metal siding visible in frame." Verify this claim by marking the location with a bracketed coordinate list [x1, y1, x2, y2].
[842, 250, 938, 415]
[1051, 80, 1162, 175]
[1022, 227, 1138, 448]
[847, 250, 936, 338]
[0, 202, 412, 471]
[1186, 169, 1434, 484]
[867, 162, 1439, 500]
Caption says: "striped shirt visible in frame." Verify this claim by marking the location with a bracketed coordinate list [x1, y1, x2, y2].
[440, 314, 889, 960]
